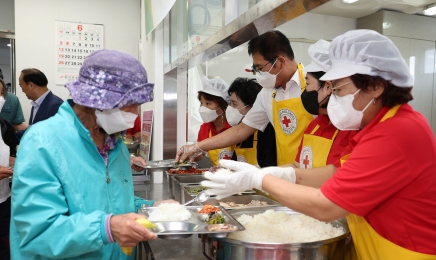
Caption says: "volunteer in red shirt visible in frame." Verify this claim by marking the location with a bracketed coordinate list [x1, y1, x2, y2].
[194, 76, 233, 166]
[125, 116, 141, 140]
[295, 40, 356, 169]
[202, 30, 436, 259]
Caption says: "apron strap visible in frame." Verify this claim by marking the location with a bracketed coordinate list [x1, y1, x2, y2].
[309, 124, 320, 135]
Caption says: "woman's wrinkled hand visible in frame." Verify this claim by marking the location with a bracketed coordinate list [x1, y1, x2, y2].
[0, 165, 13, 180]
[110, 213, 157, 247]
[130, 156, 146, 172]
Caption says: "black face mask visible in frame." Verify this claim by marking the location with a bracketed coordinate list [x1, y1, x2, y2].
[301, 88, 321, 115]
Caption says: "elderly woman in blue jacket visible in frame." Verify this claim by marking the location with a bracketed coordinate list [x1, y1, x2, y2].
[10, 50, 167, 259]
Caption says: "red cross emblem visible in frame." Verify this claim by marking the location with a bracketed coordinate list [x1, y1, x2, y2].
[222, 154, 232, 160]
[282, 116, 291, 127]
[303, 155, 310, 169]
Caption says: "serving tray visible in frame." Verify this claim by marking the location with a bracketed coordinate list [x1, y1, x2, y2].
[138, 205, 245, 240]
[134, 160, 176, 172]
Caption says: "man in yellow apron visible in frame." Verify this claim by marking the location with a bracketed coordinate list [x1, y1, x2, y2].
[176, 30, 313, 166]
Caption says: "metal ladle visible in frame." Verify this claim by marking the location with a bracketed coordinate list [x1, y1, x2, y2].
[183, 191, 210, 206]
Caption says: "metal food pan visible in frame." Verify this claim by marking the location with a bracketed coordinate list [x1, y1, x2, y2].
[201, 195, 282, 209]
[170, 175, 208, 202]
[165, 168, 208, 176]
[209, 206, 351, 260]
[183, 185, 208, 197]
[139, 206, 245, 240]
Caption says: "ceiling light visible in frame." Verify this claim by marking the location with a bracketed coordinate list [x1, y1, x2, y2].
[341, 0, 359, 4]
[423, 3, 436, 16]
[7, 44, 11, 47]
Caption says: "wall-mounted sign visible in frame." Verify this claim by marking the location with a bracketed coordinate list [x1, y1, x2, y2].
[140, 110, 153, 161]
[55, 21, 104, 86]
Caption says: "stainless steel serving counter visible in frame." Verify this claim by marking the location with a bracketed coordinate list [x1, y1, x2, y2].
[134, 174, 206, 260]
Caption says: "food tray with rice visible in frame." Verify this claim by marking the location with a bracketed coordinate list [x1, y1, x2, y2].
[138, 203, 245, 240]
[200, 194, 282, 209]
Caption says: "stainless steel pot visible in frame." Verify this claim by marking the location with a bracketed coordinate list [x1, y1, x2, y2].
[204, 207, 353, 260]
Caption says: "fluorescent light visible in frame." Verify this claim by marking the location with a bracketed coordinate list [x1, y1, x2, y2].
[341, 0, 359, 4]
[7, 44, 11, 47]
[423, 3, 436, 16]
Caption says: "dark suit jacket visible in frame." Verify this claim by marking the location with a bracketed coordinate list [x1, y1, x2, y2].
[29, 91, 63, 125]
[16, 92, 63, 143]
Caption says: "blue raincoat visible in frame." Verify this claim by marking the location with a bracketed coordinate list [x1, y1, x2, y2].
[10, 100, 151, 259]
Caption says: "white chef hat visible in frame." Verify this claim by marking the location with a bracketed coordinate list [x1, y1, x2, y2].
[320, 29, 414, 88]
[304, 39, 331, 73]
[200, 76, 230, 103]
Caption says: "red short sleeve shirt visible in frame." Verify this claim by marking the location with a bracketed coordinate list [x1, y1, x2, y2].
[197, 121, 232, 141]
[126, 116, 141, 136]
[295, 114, 357, 167]
[321, 104, 436, 254]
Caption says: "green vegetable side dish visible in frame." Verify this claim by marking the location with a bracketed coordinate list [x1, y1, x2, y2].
[207, 213, 225, 224]
[175, 160, 190, 165]
[187, 187, 208, 195]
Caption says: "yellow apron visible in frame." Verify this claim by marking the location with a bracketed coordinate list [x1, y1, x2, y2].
[299, 125, 339, 169]
[207, 129, 235, 166]
[272, 63, 313, 166]
[234, 130, 258, 166]
[340, 105, 436, 260]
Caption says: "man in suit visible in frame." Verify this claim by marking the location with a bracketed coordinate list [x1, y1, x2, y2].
[16, 69, 63, 142]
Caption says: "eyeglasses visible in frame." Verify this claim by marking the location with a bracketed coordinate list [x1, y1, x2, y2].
[250, 58, 277, 75]
[331, 81, 352, 96]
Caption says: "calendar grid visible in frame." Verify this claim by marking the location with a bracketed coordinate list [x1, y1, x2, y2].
[56, 21, 104, 85]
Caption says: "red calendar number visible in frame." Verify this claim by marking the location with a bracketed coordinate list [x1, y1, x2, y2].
[77, 25, 83, 31]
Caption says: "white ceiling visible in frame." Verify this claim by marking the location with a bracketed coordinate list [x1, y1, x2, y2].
[311, 0, 436, 18]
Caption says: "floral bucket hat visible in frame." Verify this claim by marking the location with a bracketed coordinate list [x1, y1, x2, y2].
[66, 49, 154, 110]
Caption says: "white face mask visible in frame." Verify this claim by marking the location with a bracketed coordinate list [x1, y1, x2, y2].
[225, 105, 248, 126]
[0, 96, 5, 112]
[327, 89, 373, 130]
[199, 106, 221, 123]
[95, 108, 138, 135]
[255, 59, 282, 89]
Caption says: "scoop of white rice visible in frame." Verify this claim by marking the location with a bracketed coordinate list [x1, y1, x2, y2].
[228, 210, 344, 243]
[148, 203, 192, 222]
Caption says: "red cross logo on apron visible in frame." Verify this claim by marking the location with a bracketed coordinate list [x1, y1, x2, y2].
[303, 154, 310, 169]
[282, 116, 291, 127]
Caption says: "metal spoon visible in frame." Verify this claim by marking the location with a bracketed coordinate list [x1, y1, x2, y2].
[183, 191, 210, 206]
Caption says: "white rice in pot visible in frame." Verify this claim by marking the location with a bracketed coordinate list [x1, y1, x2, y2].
[148, 203, 192, 221]
[228, 210, 344, 243]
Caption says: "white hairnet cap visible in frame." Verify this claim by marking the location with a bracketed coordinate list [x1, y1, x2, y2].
[200, 76, 230, 103]
[305, 39, 331, 73]
[320, 30, 414, 87]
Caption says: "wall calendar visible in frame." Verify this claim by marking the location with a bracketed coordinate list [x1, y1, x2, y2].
[55, 21, 104, 86]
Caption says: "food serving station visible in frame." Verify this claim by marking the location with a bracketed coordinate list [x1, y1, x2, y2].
[133, 162, 354, 260]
